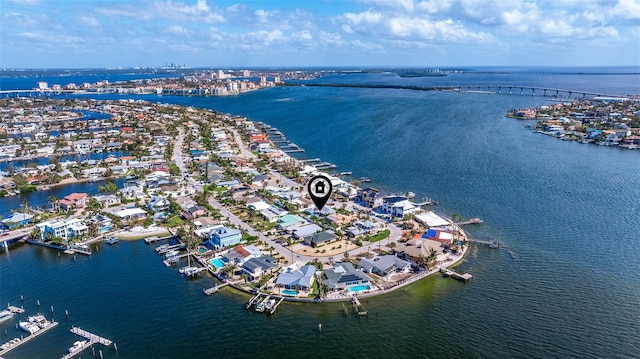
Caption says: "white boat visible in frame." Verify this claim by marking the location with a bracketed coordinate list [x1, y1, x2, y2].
[0, 309, 14, 323]
[18, 321, 40, 334]
[179, 266, 204, 277]
[28, 314, 50, 328]
[264, 299, 277, 312]
[104, 236, 119, 245]
[155, 244, 171, 253]
[69, 340, 88, 353]
[164, 250, 180, 259]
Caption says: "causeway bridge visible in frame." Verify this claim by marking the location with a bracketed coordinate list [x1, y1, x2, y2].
[279, 83, 626, 99]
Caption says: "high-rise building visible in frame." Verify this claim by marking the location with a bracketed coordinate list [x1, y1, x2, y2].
[37, 81, 48, 89]
[242, 70, 250, 77]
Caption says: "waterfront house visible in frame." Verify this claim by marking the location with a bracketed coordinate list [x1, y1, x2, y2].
[223, 244, 262, 265]
[207, 226, 242, 248]
[304, 230, 337, 248]
[241, 256, 277, 281]
[322, 262, 370, 291]
[87, 214, 113, 234]
[381, 196, 419, 218]
[414, 211, 450, 228]
[115, 207, 148, 221]
[357, 255, 412, 279]
[422, 228, 456, 245]
[275, 265, 317, 291]
[36, 218, 88, 241]
[59, 193, 89, 211]
[356, 187, 389, 208]
[1, 212, 33, 230]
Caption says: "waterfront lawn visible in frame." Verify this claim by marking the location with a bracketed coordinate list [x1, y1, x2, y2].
[367, 229, 391, 243]
[164, 215, 184, 228]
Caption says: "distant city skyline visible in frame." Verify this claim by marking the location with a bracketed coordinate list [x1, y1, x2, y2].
[2, 0, 639, 69]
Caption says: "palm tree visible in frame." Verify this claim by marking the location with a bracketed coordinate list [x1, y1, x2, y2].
[48, 195, 59, 212]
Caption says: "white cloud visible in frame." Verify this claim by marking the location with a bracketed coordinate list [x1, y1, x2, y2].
[163, 25, 192, 36]
[79, 16, 100, 27]
[609, 0, 640, 19]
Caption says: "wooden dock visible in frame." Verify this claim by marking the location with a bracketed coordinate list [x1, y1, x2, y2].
[144, 236, 160, 244]
[62, 327, 113, 359]
[351, 297, 368, 316]
[457, 218, 484, 225]
[203, 282, 229, 295]
[440, 267, 473, 282]
[0, 321, 58, 357]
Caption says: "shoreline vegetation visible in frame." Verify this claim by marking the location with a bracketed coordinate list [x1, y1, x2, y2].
[1, 82, 479, 306]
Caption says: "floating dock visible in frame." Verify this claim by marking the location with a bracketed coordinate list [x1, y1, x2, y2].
[62, 327, 113, 359]
[0, 321, 58, 357]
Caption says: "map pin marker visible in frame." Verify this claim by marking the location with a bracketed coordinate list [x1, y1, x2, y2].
[307, 175, 332, 211]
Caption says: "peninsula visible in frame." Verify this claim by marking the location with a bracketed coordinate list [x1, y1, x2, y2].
[0, 96, 477, 306]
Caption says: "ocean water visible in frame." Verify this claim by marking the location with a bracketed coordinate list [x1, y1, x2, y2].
[1, 67, 639, 358]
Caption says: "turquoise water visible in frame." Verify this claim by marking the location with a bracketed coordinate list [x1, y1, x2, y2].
[281, 289, 299, 296]
[209, 257, 225, 269]
[348, 285, 370, 293]
[1, 67, 639, 358]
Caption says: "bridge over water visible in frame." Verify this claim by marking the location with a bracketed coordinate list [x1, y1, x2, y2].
[279, 83, 626, 99]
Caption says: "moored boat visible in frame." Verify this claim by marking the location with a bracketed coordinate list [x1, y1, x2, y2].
[0, 309, 14, 323]
[18, 321, 40, 334]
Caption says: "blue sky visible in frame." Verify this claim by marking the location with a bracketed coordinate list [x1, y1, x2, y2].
[2, 0, 639, 68]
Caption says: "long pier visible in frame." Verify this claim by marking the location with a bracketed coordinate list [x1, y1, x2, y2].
[0, 321, 58, 357]
[62, 327, 113, 359]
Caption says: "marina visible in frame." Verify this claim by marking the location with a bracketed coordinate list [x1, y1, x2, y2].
[0, 318, 58, 357]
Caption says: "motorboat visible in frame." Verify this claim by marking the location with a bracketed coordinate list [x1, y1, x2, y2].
[18, 321, 40, 334]
[164, 250, 180, 259]
[104, 236, 119, 245]
[28, 314, 50, 329]
[69, 340, 88, 353]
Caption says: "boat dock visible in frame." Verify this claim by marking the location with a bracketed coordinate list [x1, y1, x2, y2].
[254, 295, 271, 313]
[144, 236, 160, 244]
[155, 243, 184, 254]
[0, 321, 58, 357]
[440, 267, 473, 282]
[351, 297, 368, 316]
[457, 218, 484, 225]
[268, 298, 284, 315]
[203, 282, 229, 295]
[62, 327, 113, 359]
[7, 305, 24, 314]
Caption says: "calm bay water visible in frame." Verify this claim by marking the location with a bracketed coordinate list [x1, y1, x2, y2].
[1, 68, 639, 358]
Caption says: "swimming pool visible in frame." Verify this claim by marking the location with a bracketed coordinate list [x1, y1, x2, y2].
[348, 285, 370, 293]
[209, 257, 226, 269]
[281, 289, 298, 296]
